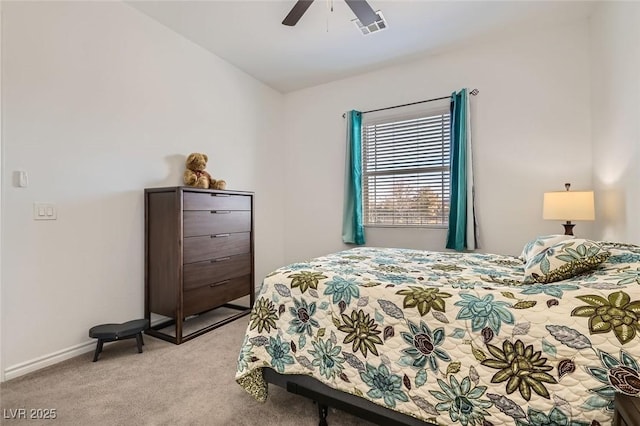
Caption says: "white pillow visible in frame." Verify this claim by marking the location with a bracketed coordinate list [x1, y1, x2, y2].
[523, 239, 610, 283]
[519, 234, 575, 263]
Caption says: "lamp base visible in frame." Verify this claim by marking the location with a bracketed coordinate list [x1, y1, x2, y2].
[562, 221, 575, 236]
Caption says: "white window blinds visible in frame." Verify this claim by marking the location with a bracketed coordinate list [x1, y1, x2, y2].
[362, 111, 451, 227]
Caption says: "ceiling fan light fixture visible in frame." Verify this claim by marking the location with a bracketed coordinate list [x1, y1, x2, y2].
[352, 11, 387, 35]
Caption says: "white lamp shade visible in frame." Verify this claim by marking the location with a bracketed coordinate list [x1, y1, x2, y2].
[543, 191, 595, 221]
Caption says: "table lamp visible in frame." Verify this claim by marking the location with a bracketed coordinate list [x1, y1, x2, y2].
[543, 183, 595, 236]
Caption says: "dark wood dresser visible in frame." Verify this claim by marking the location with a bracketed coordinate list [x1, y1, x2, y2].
[615, 393, 640, 426]
[144, 186, 255, 344]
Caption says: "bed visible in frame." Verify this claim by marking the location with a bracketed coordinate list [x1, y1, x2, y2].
[235, 238, 640, 425]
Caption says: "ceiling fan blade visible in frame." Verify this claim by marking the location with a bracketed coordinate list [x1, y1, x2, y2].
[282, 0, 315, 26]
[344, 0, 378, 27]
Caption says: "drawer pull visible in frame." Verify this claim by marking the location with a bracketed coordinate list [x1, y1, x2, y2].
[210, 280, 231, 288]
[210, 210, 231, 214]
[211, 194, 230, 197]
[211, 257, 231, 263]
[211, 233, 230, 238]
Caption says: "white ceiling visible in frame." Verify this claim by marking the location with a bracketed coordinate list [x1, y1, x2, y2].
[127, 0, 595, 93]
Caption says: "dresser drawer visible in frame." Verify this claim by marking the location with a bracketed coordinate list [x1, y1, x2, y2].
[183, 275, 251, 316]
[184, 232, 250, 264]
[183, 253, 251, 290]
[183, 210, 251, 237]
[183, 192, 251, 211]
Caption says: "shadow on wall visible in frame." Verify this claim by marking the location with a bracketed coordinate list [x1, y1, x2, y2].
[154, 153, 187, 188]
[158, 152, 227, 190]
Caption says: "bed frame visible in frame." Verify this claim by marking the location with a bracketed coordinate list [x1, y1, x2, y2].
[263, 368, 435, 426]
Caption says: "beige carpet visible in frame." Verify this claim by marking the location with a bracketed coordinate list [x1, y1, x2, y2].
[0, 313, 374, 426]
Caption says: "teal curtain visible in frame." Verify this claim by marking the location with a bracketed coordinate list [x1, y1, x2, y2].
[342, 110, 365, 245]
[446, 89, 477, 251]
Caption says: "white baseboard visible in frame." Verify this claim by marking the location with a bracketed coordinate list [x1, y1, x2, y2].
[4, 319, 163, 382]
[3, 340, 96, 381]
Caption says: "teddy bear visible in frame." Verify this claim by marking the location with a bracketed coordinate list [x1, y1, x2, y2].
[183, 153, 227, 190]
[211, 178, 227, 190]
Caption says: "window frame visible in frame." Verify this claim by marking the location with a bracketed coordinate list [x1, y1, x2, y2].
[361, 106, 451, 229]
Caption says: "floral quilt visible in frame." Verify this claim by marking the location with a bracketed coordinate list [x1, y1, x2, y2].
[235, 242, 640, 425]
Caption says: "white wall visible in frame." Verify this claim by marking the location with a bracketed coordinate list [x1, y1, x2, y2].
[590, 1, 640, 245]
[0, 1, 4, 383]
[282, 20, 593, 262]
[1, 1, 285, 379]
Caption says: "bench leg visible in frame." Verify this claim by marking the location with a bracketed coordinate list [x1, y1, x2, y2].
[136, 333, 143, 354]
[93, 339, 104, 362]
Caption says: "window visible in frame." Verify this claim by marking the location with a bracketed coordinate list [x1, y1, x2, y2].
[362, 110, 451, 227]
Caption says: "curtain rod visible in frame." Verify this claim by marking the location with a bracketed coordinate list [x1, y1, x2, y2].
[342, 88, 479, 118]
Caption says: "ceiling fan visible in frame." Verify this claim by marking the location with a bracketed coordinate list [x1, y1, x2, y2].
[282, 0, 379, 27]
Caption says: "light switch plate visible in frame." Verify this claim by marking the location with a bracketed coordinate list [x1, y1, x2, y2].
[18, 171, 28, 187]
[34, 203, 57, 220]
[13, 170, 29, 188]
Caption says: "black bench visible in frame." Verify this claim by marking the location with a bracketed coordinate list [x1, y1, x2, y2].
[88, 319, 149, 362]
